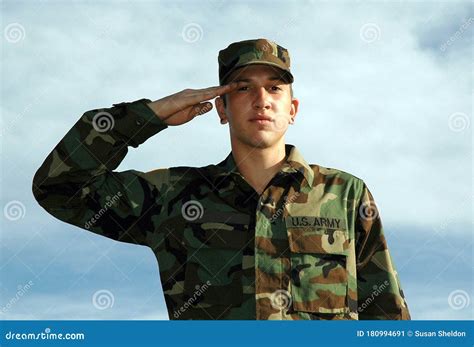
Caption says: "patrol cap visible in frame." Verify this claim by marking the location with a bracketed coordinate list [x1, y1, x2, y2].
[218, 38, 294, 85]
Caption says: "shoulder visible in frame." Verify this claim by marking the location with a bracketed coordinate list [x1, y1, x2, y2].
[309, 163, 367, 194]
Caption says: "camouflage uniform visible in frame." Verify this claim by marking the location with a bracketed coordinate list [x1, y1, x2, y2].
[32, 39, 411, 320]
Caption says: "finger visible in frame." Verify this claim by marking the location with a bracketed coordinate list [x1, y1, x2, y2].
[183, 82, 245, 104]
[198, 82, 243, 95]
[215, 81, 247, 95]
[163, 82, 244, 117]
[191, 102, 213, 117]
[169, 102, 213, 121]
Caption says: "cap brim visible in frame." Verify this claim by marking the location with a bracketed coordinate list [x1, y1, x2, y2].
[221, 61, 294, 85]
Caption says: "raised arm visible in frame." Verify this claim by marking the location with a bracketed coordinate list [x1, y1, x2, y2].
[32, 83, 242, 245]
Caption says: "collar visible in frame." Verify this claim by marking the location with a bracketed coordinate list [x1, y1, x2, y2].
[214, 144, 314, 189]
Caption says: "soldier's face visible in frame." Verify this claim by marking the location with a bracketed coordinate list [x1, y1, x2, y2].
[216, 65, 298, 149]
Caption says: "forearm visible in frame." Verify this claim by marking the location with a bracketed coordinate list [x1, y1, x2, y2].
[33, 99, 166, 189]
[32, 98, 168, 244]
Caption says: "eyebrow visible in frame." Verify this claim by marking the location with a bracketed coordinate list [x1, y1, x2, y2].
[232, 76, 285, 83]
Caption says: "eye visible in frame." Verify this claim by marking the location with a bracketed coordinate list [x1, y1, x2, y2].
[270, 85, 282, 91]
[238, 86, 249, 91]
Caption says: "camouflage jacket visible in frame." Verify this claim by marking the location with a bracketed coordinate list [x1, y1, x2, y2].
[32, 98, 411, 320]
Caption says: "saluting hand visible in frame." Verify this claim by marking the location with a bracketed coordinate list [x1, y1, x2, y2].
[146, 82, 244, 126]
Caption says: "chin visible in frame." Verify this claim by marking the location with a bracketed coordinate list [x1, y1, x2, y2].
[244, 135, 279, 149]
[230, 127, 282, 149]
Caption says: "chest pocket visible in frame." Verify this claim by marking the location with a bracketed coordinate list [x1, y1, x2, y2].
[183, 212, 250, 307]
[286, 216, 349, 314]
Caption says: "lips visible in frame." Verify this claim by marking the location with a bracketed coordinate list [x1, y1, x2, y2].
[249, 115, 273, 122]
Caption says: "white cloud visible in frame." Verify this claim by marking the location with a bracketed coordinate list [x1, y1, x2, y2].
[1, 0, 471, 320]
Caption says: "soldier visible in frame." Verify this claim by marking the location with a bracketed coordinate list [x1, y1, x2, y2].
[32, 38, 411, 320]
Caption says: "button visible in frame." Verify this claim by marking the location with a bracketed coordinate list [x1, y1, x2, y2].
[135, 117, 144, 126]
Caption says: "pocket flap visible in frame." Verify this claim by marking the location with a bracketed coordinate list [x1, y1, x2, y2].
[183, 211, 250, 250]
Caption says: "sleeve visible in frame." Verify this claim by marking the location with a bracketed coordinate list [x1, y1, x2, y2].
[32, 98, 170, 246]
[354, 181, 411, 320]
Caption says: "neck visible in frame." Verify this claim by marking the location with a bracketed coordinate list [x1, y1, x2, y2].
[230, 139, 287, 195]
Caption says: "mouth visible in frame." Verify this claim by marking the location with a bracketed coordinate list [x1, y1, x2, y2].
[249, 116, 273, 124]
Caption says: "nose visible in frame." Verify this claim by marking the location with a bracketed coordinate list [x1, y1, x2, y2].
[252, 87, 271, 110]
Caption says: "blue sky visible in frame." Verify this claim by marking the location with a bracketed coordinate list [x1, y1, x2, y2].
[1, 0, 472, 320]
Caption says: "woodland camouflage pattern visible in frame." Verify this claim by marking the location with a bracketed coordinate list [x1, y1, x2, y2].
[32, 99, 411, 320]
[218, 38, 294, 85]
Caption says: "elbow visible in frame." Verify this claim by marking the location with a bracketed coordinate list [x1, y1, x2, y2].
[32, 168, 46, 206]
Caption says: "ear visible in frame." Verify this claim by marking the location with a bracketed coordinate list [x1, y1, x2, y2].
[215, 97, 228, 124]
[289, 98, 299, 124]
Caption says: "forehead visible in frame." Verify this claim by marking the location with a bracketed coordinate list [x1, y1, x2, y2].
[227, 64, 288, 83]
